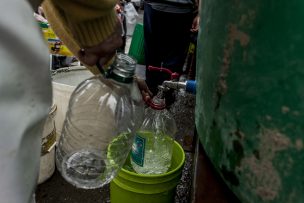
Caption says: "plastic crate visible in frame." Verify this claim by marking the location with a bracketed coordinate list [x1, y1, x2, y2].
[128, 23, 145, 65]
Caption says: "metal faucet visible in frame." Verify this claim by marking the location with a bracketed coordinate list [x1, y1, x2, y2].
[162, 80, 196, 94]
[147, 65, 196, 95]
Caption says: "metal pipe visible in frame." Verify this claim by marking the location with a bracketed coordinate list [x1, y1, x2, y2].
[162, 80, 196, 94]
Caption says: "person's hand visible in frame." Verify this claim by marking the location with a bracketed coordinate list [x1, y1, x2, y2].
[77, 22, 123, 68]
[34, 7, 48, 23]
[115, 4, 123, 13]
[135, 77, 153, 102]
[38, 6, 45, 17]
[34, 13, 48, 23]
[190, 15, 200, 32]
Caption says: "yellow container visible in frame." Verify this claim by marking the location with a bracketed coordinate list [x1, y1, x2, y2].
[39, 22, 73, 56]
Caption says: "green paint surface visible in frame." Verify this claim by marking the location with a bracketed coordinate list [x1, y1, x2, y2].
[196, 1, 304, 202]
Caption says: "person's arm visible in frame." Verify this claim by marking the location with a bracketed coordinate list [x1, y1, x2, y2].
[191, 0, 200, 32]
[42, 0, 123, 74]
[191, 15, 200, 32]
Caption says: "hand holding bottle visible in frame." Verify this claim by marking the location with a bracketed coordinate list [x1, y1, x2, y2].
[77, 22, 123, 69]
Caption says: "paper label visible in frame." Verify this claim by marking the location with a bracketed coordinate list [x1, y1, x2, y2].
[41, 126, 56, 156]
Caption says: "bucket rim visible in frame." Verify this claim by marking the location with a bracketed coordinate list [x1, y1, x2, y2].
[111, 177, 179, 194]
[120, 141, 185, 178]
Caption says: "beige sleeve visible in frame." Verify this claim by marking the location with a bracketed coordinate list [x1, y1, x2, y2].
[42, 0, 119, 74]
[51, 0, 117, 21]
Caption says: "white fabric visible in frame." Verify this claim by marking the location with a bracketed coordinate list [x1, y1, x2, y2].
[0, 0, 51, 202]
[125, 2, 138, 25]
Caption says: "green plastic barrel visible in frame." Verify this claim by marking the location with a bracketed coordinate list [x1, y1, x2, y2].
[110, 141, 185, 203]
[128, 23, 145, 65]
[196, 1, 304, 203]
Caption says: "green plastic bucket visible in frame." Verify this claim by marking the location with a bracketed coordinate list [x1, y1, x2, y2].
[128, 23, 145, 65]
[110, 141, 185, 203]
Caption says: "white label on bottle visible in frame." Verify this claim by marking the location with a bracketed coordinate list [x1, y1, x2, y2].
[131, 134, 145, 167]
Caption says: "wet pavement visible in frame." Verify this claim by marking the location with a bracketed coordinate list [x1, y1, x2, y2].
[175, 152, 194, 203]
[36, 170, 111, 203]
[36, 153, 194, 203]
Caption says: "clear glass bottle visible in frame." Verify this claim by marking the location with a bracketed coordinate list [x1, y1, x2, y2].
[56, 53, 144, 189]
[131, 87, 177, 174]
